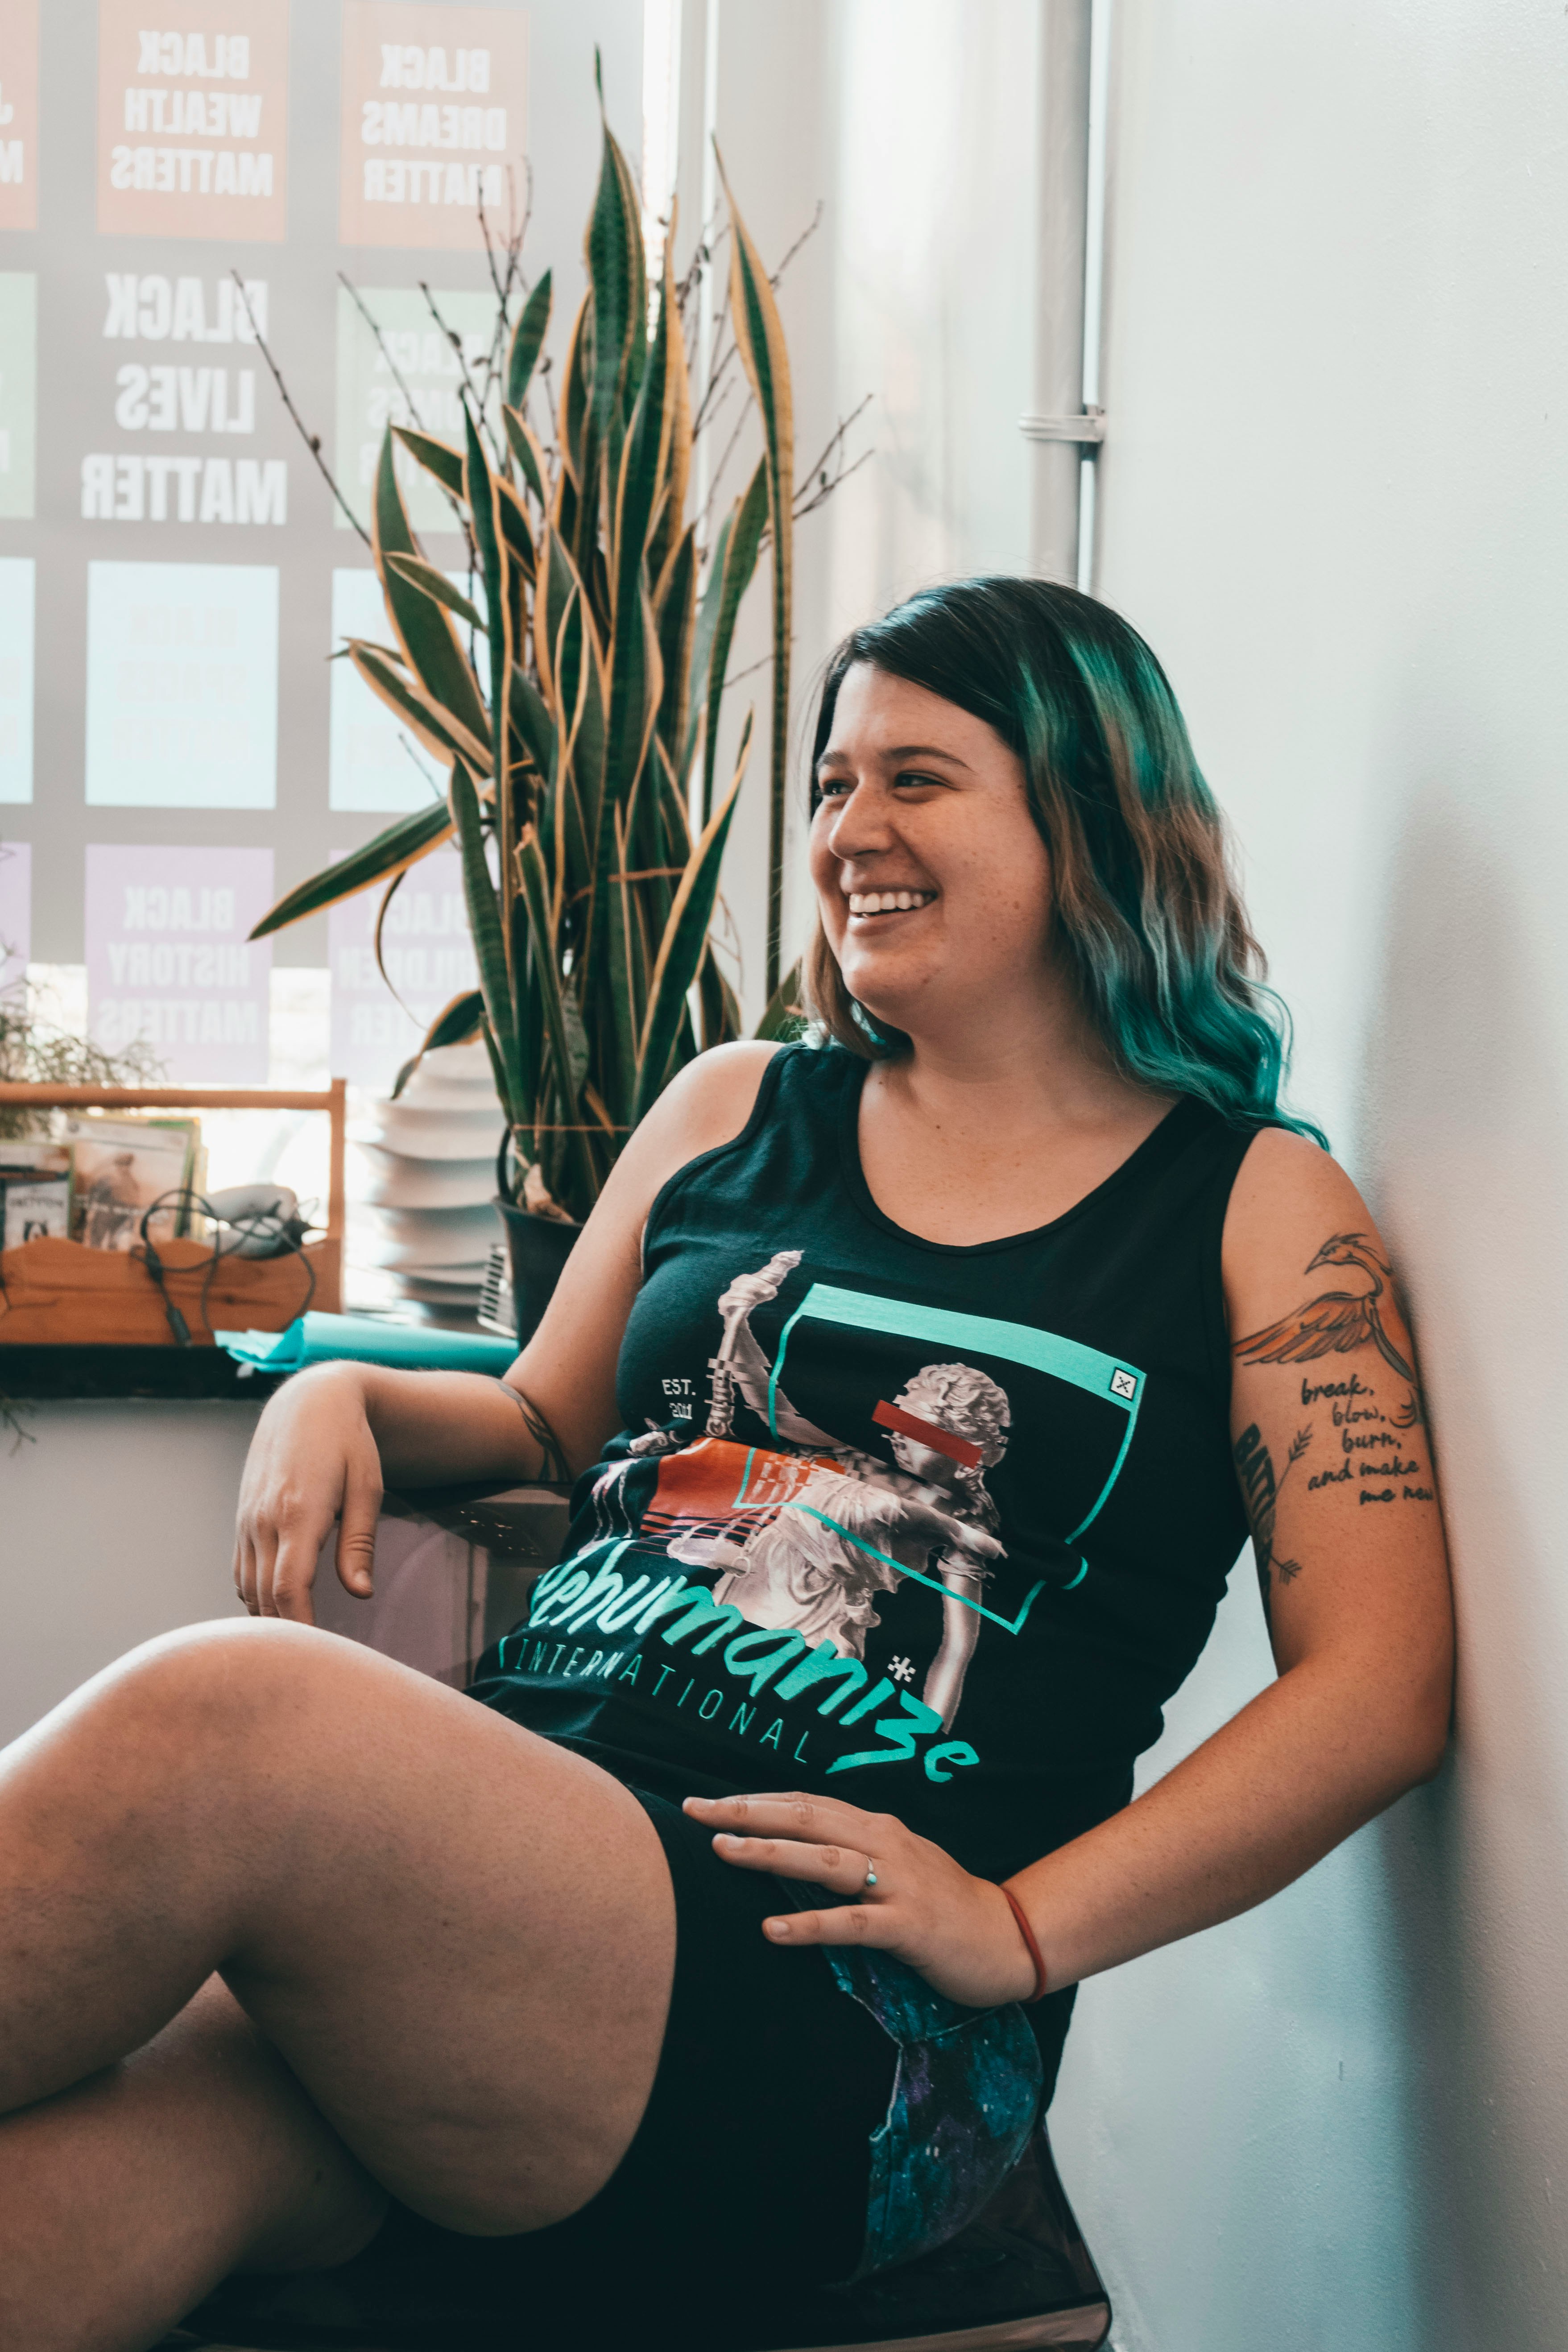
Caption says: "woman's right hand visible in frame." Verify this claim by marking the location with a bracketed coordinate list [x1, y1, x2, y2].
[233, 1363, 385, 1624]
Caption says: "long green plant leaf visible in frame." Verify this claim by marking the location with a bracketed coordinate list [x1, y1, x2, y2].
[513, 823, 596, 1204]
[633, 711, 753, 1121]
[718, 157, 796, 996]
[248, 801, 452, 939]
[372, 430, 492, 754]
[509, 666, 555, 780]
[695, 459, 769, 824]
[390, 425, 464, 499]
[654, 522, 696, 770]
[385, 552, 485, 631]
[346, 642, 490, 776]
[584, 84, 646, 484]
[503, 403, 549, 505]
[464, 405, 517, 1000]
[507, 270, 553, 409]
[391, 988, 485, 1099]
[449, 758, 521, 1127]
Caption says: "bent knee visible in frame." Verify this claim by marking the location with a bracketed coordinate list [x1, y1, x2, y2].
[51, 1617, 358, 1770]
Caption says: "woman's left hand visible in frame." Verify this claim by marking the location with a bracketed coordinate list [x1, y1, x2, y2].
[684, 1790, 1038, 2008]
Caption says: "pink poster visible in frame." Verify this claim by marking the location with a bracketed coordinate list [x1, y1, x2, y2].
[97, 0, 288, 243]
[0, 836, 28, 993]
[328, 844, 477, 1088]
[0, 0, 40, 234]
[339, 1, 527, 250]
[86, 843, 273, 1083]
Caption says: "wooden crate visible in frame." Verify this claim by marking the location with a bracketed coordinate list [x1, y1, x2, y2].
[0, 1083, 345, 1345]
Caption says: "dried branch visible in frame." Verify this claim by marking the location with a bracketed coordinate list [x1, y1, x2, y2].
[769, 201, 823, 289]
[795, 396, 873, 502]
[231, 272, 370, 546]
[794, 446, 872, 521]
[419, 281, 510, 474]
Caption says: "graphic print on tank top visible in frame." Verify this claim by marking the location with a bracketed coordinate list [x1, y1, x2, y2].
[500, 1244, 1144, 1788]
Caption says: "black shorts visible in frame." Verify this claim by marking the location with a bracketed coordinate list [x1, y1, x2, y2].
[183, 1786, 1047, 2351]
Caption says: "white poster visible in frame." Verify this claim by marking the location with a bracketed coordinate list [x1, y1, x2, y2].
[85, 558, 278, 807]
[0, 556, 33, 802]
[328, 843, 477, 1087]
[85, 842, 273, 1081]
[333, 284, 502, 536]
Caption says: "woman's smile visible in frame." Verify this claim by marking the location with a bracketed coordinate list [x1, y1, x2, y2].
[845, 886, 940, 921]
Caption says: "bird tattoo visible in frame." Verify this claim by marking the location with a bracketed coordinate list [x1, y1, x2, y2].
[1235, 1232, 1424, 1428]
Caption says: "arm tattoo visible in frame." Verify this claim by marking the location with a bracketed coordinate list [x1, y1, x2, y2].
[1233, 1231, 1424, 1430]
[1233, 1422, 1311, 1628]
[496, 1381, 571, 1485]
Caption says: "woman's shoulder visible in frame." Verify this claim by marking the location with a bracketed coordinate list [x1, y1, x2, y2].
[1220, 1124, 1401, 1346]
[595, 1042, 790, 1232]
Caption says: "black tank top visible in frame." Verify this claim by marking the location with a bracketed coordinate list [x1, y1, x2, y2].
[471, 1045, 1266, 1887]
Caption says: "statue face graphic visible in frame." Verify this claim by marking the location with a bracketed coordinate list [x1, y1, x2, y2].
[889, 1428, 960, 1488]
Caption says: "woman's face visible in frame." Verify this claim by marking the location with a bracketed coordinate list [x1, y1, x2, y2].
[809, 664, 1055, 1040]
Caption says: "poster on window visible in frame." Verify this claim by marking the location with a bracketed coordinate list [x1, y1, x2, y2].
[328, 845, 476, 1089]
[339, 1, 528, 250]
[0, 273, 35, 518]
[0, 0, 39, 234]
[0, 556, 32, 801]
[96, 0, 288, 241]
[85, 843, 273, 1082]
[333, 285, 503, 537]
[85, 559, 278, 808]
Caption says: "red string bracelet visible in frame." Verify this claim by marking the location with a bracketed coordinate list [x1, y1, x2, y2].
[1000, 1884, 1049, 2003]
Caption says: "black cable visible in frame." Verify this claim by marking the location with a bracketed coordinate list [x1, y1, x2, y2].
[135, 1188, 318, 1348]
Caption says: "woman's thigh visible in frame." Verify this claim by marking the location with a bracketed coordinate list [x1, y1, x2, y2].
[7, 1618, 675, 2237]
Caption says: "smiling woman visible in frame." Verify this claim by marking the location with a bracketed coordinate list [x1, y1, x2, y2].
[0, 574, 1452, 2352]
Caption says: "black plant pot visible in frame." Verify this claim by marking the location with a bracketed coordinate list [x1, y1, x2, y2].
[494, 1197, 581, 1349]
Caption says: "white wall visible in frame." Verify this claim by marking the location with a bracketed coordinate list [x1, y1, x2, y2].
[0, 1403, 258, 1743]
[1048, 6, 1568, 2351]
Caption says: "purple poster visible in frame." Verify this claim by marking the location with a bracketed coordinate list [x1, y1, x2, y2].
[328, 845, 476, 1088]
[86, 843, 274, 1082]
[0, 839, 29, 995]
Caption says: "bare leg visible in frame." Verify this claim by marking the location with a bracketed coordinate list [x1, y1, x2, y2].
[1, 1979, 385, 2352]
[0, 1619, 676, 2330]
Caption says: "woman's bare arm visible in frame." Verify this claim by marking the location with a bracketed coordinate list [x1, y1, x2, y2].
[1002, 1127, 1453, 1986]
[234, 1044, 780, 1621]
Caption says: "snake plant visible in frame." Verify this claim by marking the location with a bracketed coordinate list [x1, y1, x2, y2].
[251, 103, 800, 1225]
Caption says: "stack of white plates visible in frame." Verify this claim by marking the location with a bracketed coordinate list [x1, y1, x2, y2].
[350, 1043, 503, 1315]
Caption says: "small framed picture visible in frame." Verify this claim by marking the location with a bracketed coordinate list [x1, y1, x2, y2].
[3, 1176, 70, 1246]
[62, 1117, 197, 1253]
[0, 1141, 73, 1248]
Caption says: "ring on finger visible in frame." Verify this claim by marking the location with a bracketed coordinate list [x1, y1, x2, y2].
[863, 1858, 878, 1891]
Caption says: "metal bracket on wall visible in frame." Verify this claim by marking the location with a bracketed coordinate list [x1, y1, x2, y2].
[1019, 406, 1107, 444]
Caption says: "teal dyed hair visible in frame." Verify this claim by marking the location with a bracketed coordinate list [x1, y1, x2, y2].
[805, 575, 1326, 1145]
